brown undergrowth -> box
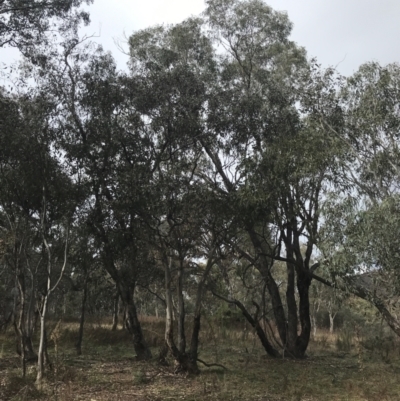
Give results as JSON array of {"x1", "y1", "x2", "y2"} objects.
[{"x1": 1, "y1": 317, "x2": 400, "y2": 401}]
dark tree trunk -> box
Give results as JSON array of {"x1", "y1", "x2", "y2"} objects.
[
  {"x1": 286, "y1": 261, "x2": 298, "y2": 354},
  {"x1": 111, "y1": 290, "x2": 119, "y2": 331},
  {"x1": 75, "y1": 276, "x2": 88, "y2": 355},
  {"x1": 247, "y1": 228, "x2": 288, "y2": 346},
  {"x1": 214, "y1": 292, "x2": 281, "y2": 358},
  {"x1": 101, "y1": 244, "x2": 151, "y2": 360},
  {"x1": 248, "y1": 222, "x2": 314, "y2": 359},
  {"x1": 15, "y1": 333, "x2": 37, "y2": 362},
  {"x1": 118, "y1": 281, "x2": 152, "y2": 360}
]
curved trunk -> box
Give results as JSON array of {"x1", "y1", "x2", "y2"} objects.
[
  {"x1": 247, "y1": 227, "x2": 288, "y2": 346},
  {"x1": 118, "y1": 281, "x2": 152, "y2": 360},
  {"x1": 101, "y1": 245, "x2": 152, "y2": 360}
]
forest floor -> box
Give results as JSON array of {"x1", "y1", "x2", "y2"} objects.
[{"x1": 1, "y1": 317, "x2": 400, "y2": 401}]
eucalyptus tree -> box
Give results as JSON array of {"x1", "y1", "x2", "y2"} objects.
[
  {"x1": 126, "y1": 0, "x2": 341, "y2": 359},
  {"x1": 318, "y1": 62, "x2": 400, "y2": 337},
  {"x1": 0, "y1": 92, "x2": 43, "y2": 374},
  {"x1": 0, "y1": 0, "x2": 92, "y2": 51},
  {"x1": 0, "y1": 87, "x2": 79, "y2": 381},
  {"x1": 128, "y1": 18, "x2": 234, "y2": 372},
  {"x1": 26, "y1": 38, "x2": 157, "y2": 360},
  {"x1": 196, "y1": 0, "x2": 341, "y2": 358}
]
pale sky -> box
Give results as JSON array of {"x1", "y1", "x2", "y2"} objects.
[{"x1": 1, "y1": 0, "x2": 400, "y2": 77}]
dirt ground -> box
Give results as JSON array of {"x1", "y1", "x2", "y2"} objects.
[{"x1": 1, "y1": 322, "x2": 400, "y2": 401}]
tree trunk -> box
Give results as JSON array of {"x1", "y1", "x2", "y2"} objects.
[
  {"x1": 75, "y1": 277, "x2": 88, "y2": 355},
  {"x1": 111, "y1": 290, "x2": 119, "y2": 331},
  {"x1": 189, "y1": 251, "x2": 218, "y2": 366},
  {"x1": 177, "y1": 263, "x2": 186, "y2": 354},
  {"x1": 286, "y1": 261, "x2": 298, "y2": 355},
  {"x1": 164, "y1": 255, "x2": 198, "y2": 374},
  {"x1": 295, "y1": 270, "x2": 312, "y2": 357},
  {"x1": 15, "y1": 272, "x2": 26, "y2": 377},
  {"x1": 118, "y1": 281, "x2": 152, "y2": 360},
  {"x1": 247, "y1": 227, "x2": 288, "y2": 346},
  {"x1": 100, "y1": 244, "x2": 151, "y2": 359},
  {"x1": 311, "y1": 295, "x2": 320, "y2": 340},
  {"x1": 36, "y1": 296, "x2": 48, "y2": 386},
  {"x1": 329, "y1": 313, "x2": 334, "y2": 333}
]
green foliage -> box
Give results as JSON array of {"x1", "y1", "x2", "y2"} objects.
[{"x1": 0, "y1": 0, "x2": 92, "y2": 48}]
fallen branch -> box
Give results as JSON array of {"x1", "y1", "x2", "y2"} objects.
[{"x1": 197, "y1": 358, "x2": 227, "y2": 370}]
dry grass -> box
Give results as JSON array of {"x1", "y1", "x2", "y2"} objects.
[{"x1": 1, "y1": 318, "x2": 400, "y2": 401}]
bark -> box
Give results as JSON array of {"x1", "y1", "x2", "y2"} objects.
[
  {"x1": 295, "y1": 270, "x2": 312, "y2": 357},
  {"x1": 247, "y1": 222, "x2": 313, "y2": 359},
  {"x1": 329, "y1": 312, "x2": 335, "y2": 334},
  {"x1": 75, "y1": 276, "x2": 88, "y2": 355},
  {"x1": 311, "y1": 315, "x2": 317, "y2": 339},
  {"x1": 36, "y1": 296, "x2": 48, "y2": 385},
  {"x1": 177, "y1": 263, "x2": 186, "y2": 354},
  {"x1": 373, "y1": 301, "x2": 400, "y2": 337},
  {"x1": 118, "y1": 281, "x2": 152, "y2": 360},
  {"x1": 286, "y1": 261, "x2": 298, "y2": 353},
  {"x1": 14, "y1": 271, "x2": 38, "y2": 375},
  {"x1": 311, "y1": 292, "x2": 321, "y2": 339},
  {"x1": 111, "y1": 290, "x2": 119, "y2": 331},
  {"x1": 247, "y1": 227, "x2": 288, "y2": 346},
  {"x1": 15, "y1": 332, "x2": 37, "y2": 362},
  {"x1": 164, "y1": 255, "x2": 198, "y2": 374},
  {"x1": 189, "y1": 253, "x2": 215, "y2": 365},
  {"x1": 36, "y1": 216, "x2": 68, "y2": 386},
  {"x1": 15, "y1": 271, "x2": 26, "y2": 377},
  {"x1": 100, "y1": 243, "x2": 152, "y2": 359}
]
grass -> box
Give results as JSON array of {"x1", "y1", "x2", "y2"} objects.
[{"x1": 1, "y1": 318, "x2": 400, "y2": 400}]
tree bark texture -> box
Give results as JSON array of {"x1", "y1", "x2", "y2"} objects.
[
  {"x1": 118, "y1": 281, "x2": 152, "y2": 360},
  {"x1": 164, "y1": 255, "x2": 199, "y2": 374},
  {"x1": 101, "y1": 244, "x2": 152, "y2": 360},
  {"x1": 111, "y1": 290, "x2": 119, "y2": 331},
  {"x1": 75, "y1": 276, "x2": 88, "y2": 355}
]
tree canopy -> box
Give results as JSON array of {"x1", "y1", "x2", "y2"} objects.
[{"x1": 1, "y1": 0, "x2": 400, "y2": 381}]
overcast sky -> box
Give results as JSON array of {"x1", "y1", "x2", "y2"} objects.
[
  {"x1": 2, "y1": 0, "x2": 400, "y2": 77},
  {"x1": 79, "y1": 0, "x2": 400, "y2": 76}
]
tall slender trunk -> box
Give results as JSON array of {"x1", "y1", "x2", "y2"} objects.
[
  {"x1": 286, "y1": 261, "x2": 298, "y2": 354},
  {"x1": 36, "y1": 296, "x2": 48, "y2": 385},
  {"x1": 177, "y1": 262, "x2": 186, "y2": 354},
  {"x1": 16, "y1": 273, "x2": 26, "y2": 377},
  {"x1": 329, "y1": 311, "x2": 336, "y2": 334},
  {"x1": 165, "y1": 256, "x2": 176, "y2": 354},
  {"x1": 75, "y1": 276, "x2": 88, "y2": 355},
  {"x1": 111, "y1": 290, "x2": 119, "y2": 331}
]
